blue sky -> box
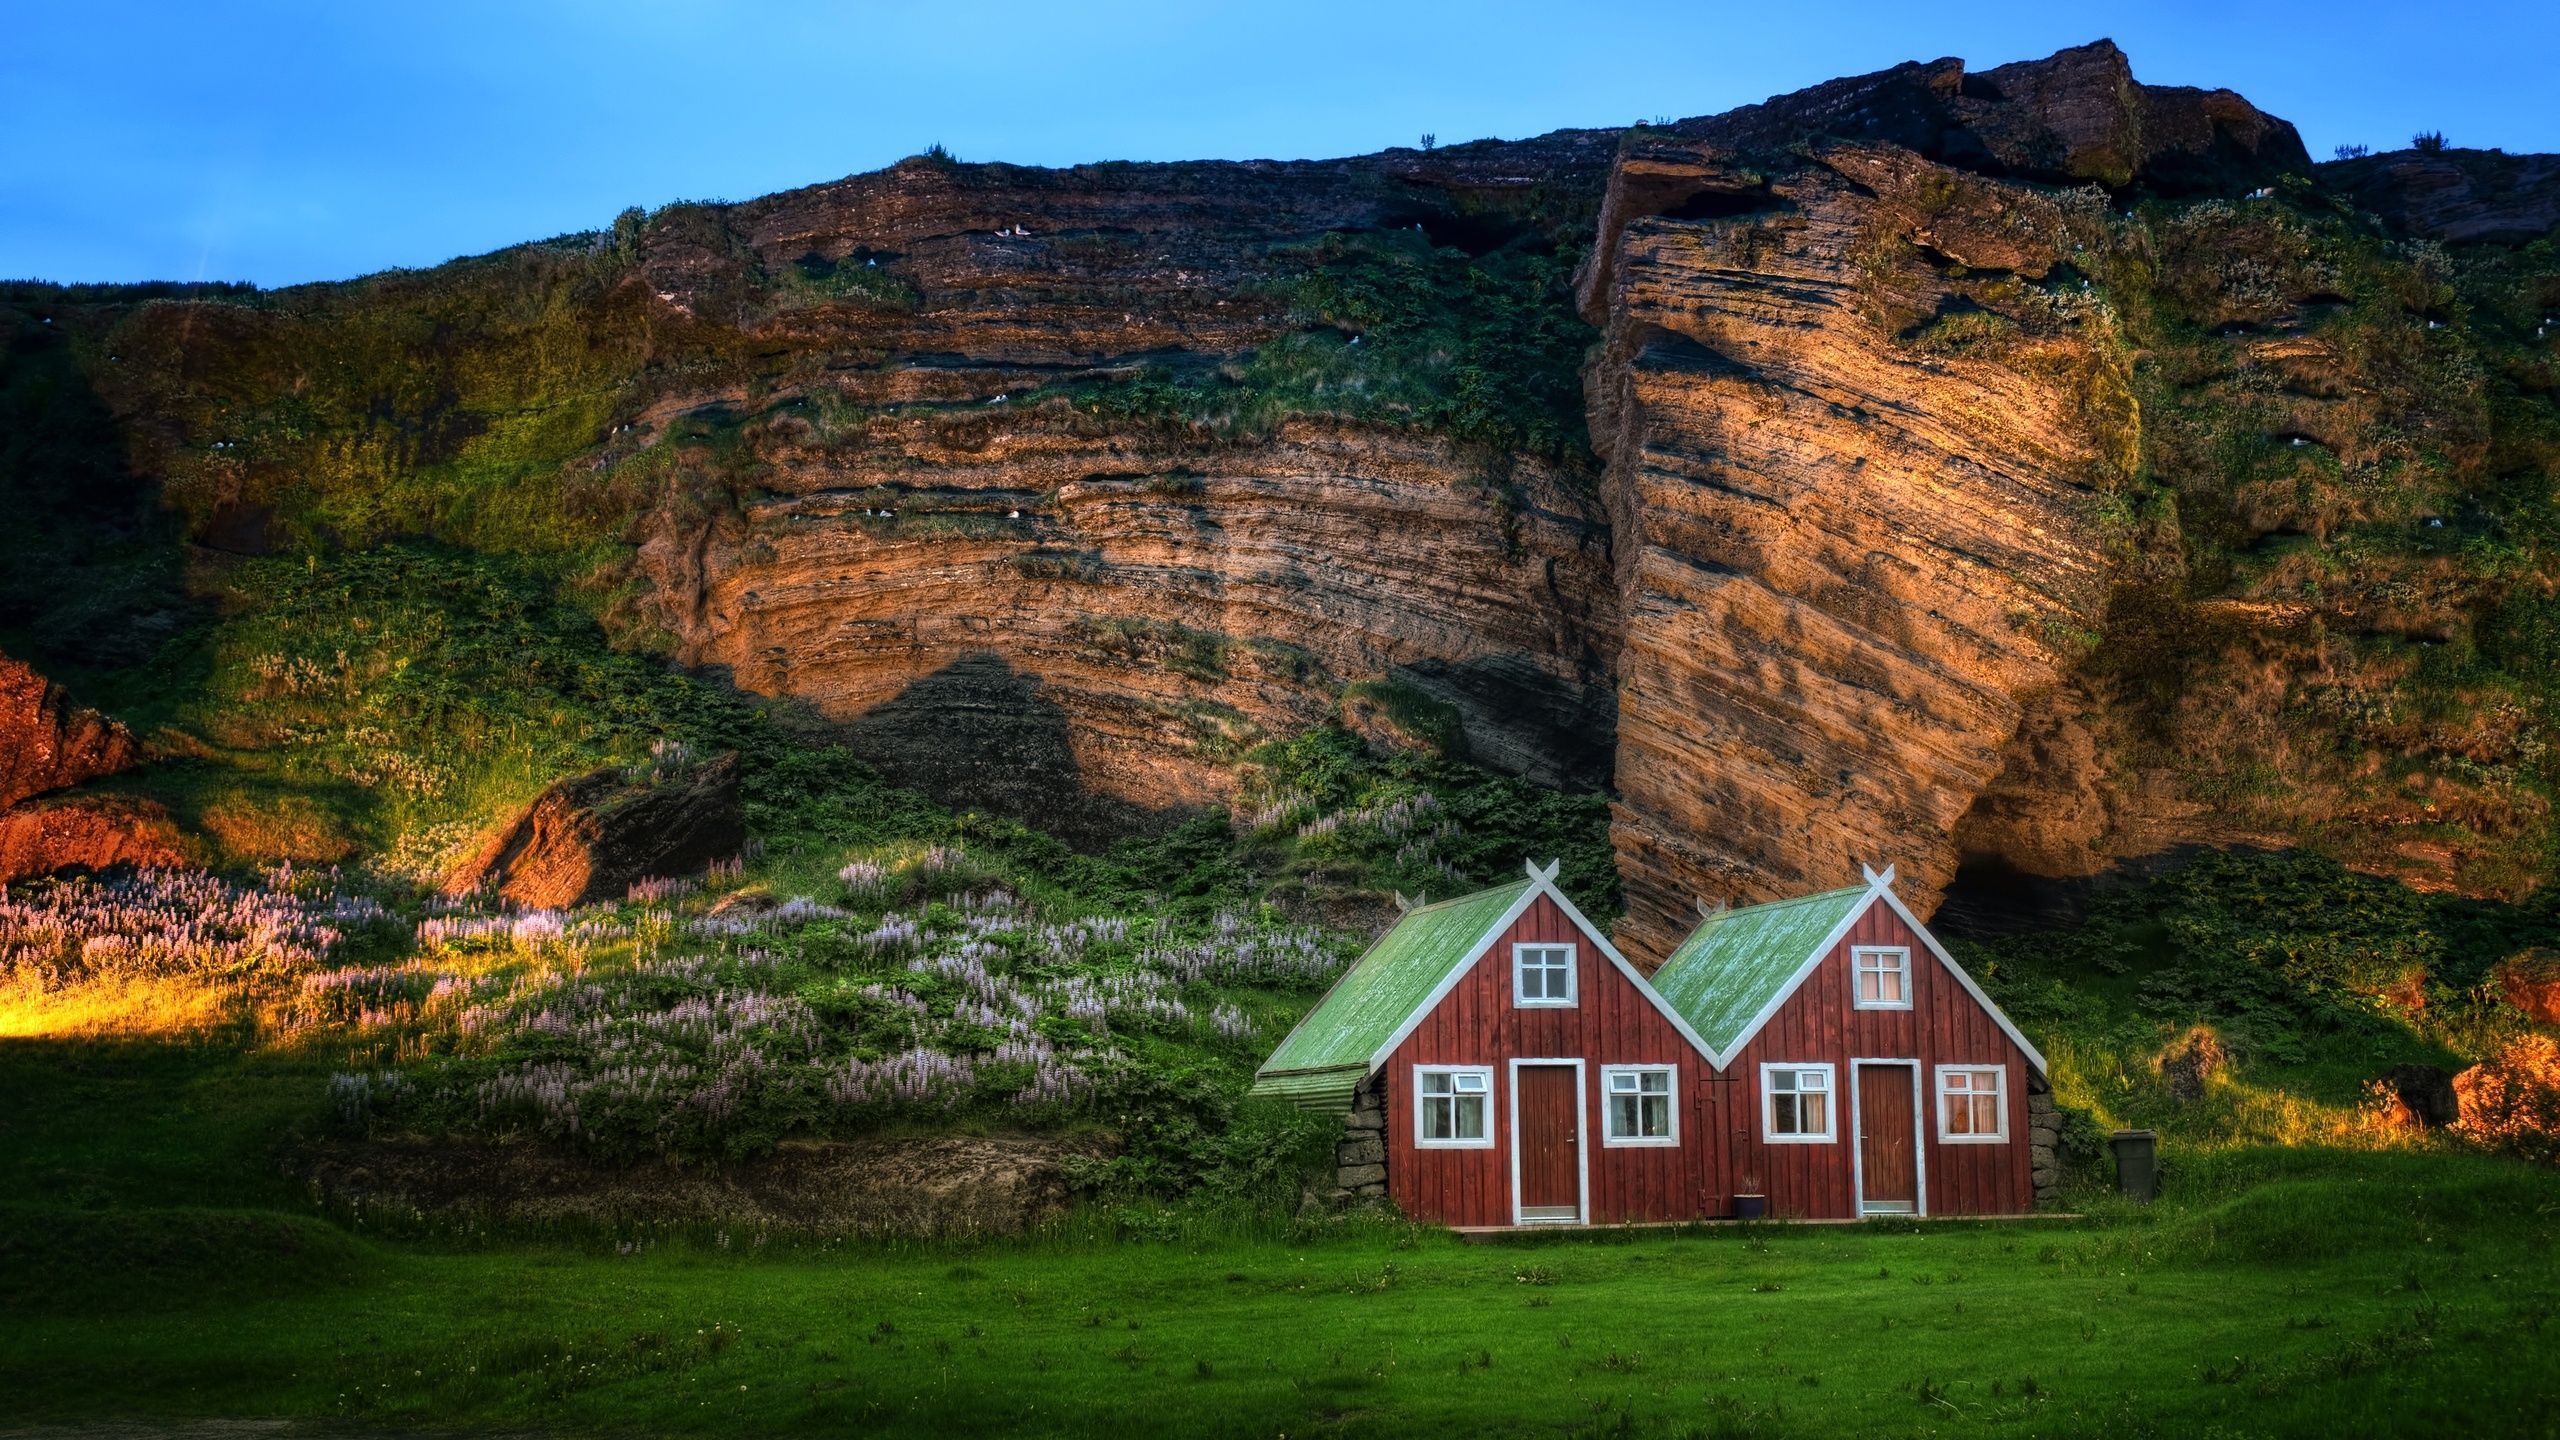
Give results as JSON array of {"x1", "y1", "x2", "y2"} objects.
[{"x1": 5, "y1": 0, "x2": 2554, "y2": 288}]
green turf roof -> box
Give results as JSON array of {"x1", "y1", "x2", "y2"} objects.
[
  {"x1": 1649, "y1": 885, "x2": 1870, "y2": 1058},
  {"x1": 1252, "y1": 879, "x2": 1533, "y2": 1096}
]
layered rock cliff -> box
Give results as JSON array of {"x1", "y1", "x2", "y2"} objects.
[{"x1": 4, "y1": 40, "x2": 2552, "y2": 948}]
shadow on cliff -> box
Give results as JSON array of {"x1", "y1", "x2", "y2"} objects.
[
  {"x1": 1931, "y1": 843, "x2": 2296, "y2": 942},
  {"x1": 841, "y1": 651, "x2": 1194, "y2": 850}
]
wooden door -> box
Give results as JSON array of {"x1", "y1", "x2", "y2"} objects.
[
  {"x1": 1856, "y1": 1063, "x2": 1918, "y2": 1214},
  {"x1": 1514, "y1": 1065, "x2": 1581, "y2": 1222}
]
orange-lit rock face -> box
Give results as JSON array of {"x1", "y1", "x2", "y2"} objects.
[
  {"x1": 664, "y1": 425, "x2": 1617, "y2": 839},
  {"x1": 1583, "y1": 143, "x2": 2120, "y2": 960},
  {"x1": 622, "y1": 149, "x2": 1625, "y2": 838},
  {"x1": 0, "y1": 651, "x2": 139, "y2": 811},
  {"x1": 0, "y1": 795, "x2": 185, "y2": 883}
]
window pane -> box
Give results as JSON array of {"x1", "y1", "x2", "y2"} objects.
[
  {"x1": 1943, "y1": 1096, "x2": 1970, "y2": 1134},
  {"x1": 1423, "y1": 1098, "x2": 1451, "y2": 1139},
  {"x1": 1802, "y1": 1093, "x2": 1828, "y2": 1134},
  {"x1": 1800, "y1": 1069, "x2": 1827, "y2": 1093},
  {"x1": 1771, "y1": 1070, "x2": 1798, "y2": 1094},
  {"x1": 1453, "y1": 1072, "x2": 1487, "y2": 1094},
  {"x1": 1610, "y1": 1094, "x2": 1637, "y2": 1136},
  {"x1": 1772, "y1": 1093, "x2": 1798, "y2": 1133},
  {"x1": 1972, "y1": 1095, "x2": 1999, "y2": 1134},
  {"x1": 1423, "y1": 1072, "x2": 1453, "y2": 1097},
  {"x1": 1641, "y1": 1094, "x2": 1670, "y2": 1137},
  {"x1": 1453, "y1": 1095, "x2": 1485, "y2": 1140}
]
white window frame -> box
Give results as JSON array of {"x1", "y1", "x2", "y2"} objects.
[
  {"x1": 1759, "y1": 1061, "x2": 1837, "y2": 1144},
  {"x1": 1599, "y1": 1064, "x2": 1680, "y2": 1147},
  {"x1": 1852, "y1": 945, "x2": 1913, "y2": 1010},
  {"x1": 1934, "y1": 1063, "x2": 2009, "y2": 1143},
  {"x1": 1511, "y1": 942, "x2": 1578, "y2": 1008},
  {"x1": 1412, "y1": 1065, "x2": 1495, "y2": 1149}
]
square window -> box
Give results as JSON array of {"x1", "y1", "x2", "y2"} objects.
[
  {"x1": 1416, "y1": 1066, "x2": 1493, "y2": 1146},
  {"x1": 1936, "y1": 1066, "x2": 2007, "y2": 1142},
  {"x1": 1762, "y1": 1063, "x2": 1835, "y2": 1142},
  {"x1": 1853, "y1": 947, "x2": 1912, "y2": 1009},
  {"x1": 1513, "y1": 944, "x2": 1577, "y2": 1007},
  {"x1": 1602, "y1": 1066, "x2": 1677, "y2": 1145}
]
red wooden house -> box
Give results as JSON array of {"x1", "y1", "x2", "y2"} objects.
[{"x1": 1253, "y1": 861, "x2": 2054, "y2": 1226}]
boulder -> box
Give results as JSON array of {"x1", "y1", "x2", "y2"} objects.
[
  {"x1": 0, "y1": 793, "x2": 187, "y2": 882},
  {"x1": 0, "y1": 650, "x2": 139, "y2": 810},
  {"x1": 444, "y1": 750, "x2": 745, "y2": 909},
  {"x1": 1679, "y1": 39, "x2": 2309, "y2": 196},
  {"x1": 2386, "y1": 1064, "x2": 2460, "y2": 1129},
  {"x1": 2493, "y1": 949, "x2": 2560, "y2": 1025}
]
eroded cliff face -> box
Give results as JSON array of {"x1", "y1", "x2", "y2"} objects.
[
  {"x1": 614, "y1": 146, "x2": 1623, "y2": 835},
  {"x1": 17, "y1": 40, "x2": 2551, "y2": 935},
  {"x1": 1577, "y1": 41, "x2": 2311, "y2": 959},
  {"x1": 1580, "y1": 145, "x2": 2124, "y2": 957}
]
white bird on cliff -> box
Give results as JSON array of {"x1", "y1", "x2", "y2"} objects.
[{"x1": 1009, "y1": 509, "x2": 1022, "y2": 519}]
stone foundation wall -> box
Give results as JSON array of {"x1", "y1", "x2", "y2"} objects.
[
  {"x1": 2027, "y1": 1072, "x2": 2061, "y2": 1207},
  {"x1": 1333, "y1": 1073, "x2": 1388, "y2": 1203}
]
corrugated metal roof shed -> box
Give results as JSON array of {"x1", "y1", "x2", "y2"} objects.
[
  {"x1": 1250, "y1": 879, "x2": 1530, "y2": 1107},
  {"x1": 1650, "y1": 885, "x2": 1867, "y2": 1057}
]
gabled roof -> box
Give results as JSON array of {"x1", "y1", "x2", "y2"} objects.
[
  {"x1": 1250, "y1": 860, "x2": 1719, "y2": 1111},
  {"x1": 1255, "y1": 878, "x2": 1533, "y2": 1087},
  {"x1": 1651, "y1": 866, "x2": 2048, "y2": 1073},
  {"x1": 1650, "y1": 885, "x2": 1869, "y2": 1059}
]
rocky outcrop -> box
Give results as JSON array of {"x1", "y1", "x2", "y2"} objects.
[
  {"x1": 2495, "y1": 949, "x2": 2560, "y2": 1025},
  {"x1": 444, "y1": 751, "x2": 745, "y2": 908},
  {"x1": 0, "y1": 651, "x2": 139, "y2": 810},
  {"x1": 0, "y1": 651, "x2": 172, "y2": 882},
  {"x1": 618, "y1": 141, "x2": 1625, "y2": 839},
  {"x1": 1578, "y1": 42, "x2": 2319, "y2": 958},
  {"x1": 1583, "y1": 136, "x2": 2123, "y2": 956},
  {"x1": 0, "y1": 794, "x2": 187, "y2": 882},
  {"x1": 2323, "y1": 148, "x2": 2560, "y2": 245}
]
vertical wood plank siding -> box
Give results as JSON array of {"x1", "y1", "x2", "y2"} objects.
[
  {"x1": 1724, "y1": 902, "x2": 2035, "y2": 1219},
  {"x1": 1383, "y1": 897, "x2": 1716, "y2": 1226}
]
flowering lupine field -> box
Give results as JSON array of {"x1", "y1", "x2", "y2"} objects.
[{"x1": 1, "y1": 837, "x2": 1368, "y2": 1174}]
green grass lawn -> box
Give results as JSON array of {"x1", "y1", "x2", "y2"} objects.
[{"x1": 3, "y1": 1039, "x2": 2557, "y2": 1439}]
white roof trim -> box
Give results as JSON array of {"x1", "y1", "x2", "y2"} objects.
[
  {"x1": 1699, "y1": 881, "x2": 1879, "y2": 1068},
  {"x1": 1869, "y1": 883, "x2": 2048, "y2": 1074},
  {"x1": 1535, "y1": 871, "x2": 1721, "y2": 1067},
  {"x1": 1362, "y1": 862, "x2": 1721, "y2": 1072},
  {"x1": 1709, "y1": 874, "x2": 2049, "y2": 1074},
  {"x1": 1361, "y1": 879, "x2": 1549, "y2": 1070}
]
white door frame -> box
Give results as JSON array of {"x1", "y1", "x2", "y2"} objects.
[
  {"x1": 1848, "y1": 1057, "x2": 1927, "y2": 1218},
  {"x1": 1506, "y1": 1057, "x2": 1588, "y2": 1225}
]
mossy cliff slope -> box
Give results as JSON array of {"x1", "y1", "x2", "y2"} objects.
[{"x1": 4, "y1": 41, "x2": 2557, "y2": 958}]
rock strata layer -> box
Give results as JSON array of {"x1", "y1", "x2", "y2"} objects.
[{"x1": 1583, "y1": 135, "x2": 2121, "y2": 958}]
